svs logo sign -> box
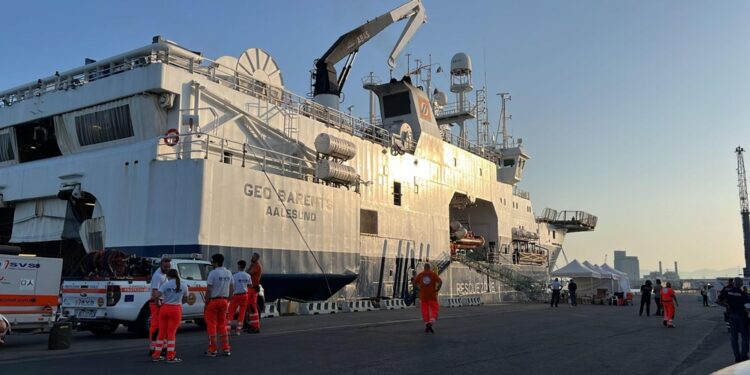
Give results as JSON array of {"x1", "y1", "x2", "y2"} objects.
[{"x1": 2, "y1": 260, "x2": 41, "y2": 270}]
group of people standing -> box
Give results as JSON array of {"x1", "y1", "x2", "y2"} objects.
[
  {"x1": 638, "y1": 279, "x2": 678, "y2": 327},
  {"x1": 549, "y1": 278, "x2": 577, "y2": 307},
  {"x1": 549, "y1": 277, "x2": 578, "y2": 307},
  {"x1": 148, "y1": 253, "x2": 263, "y2": 363}
]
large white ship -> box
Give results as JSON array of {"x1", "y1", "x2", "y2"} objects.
[{"x1": 0, "y1": 1, "x2": 595, "y2": 302}]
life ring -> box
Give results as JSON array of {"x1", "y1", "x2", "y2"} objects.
[{"x1": 164, "y1": 128, "x2": 179, "y2": 146}]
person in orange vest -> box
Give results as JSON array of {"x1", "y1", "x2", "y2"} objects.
[
  {"x1": 245, "y1": 253, "x2": 263, "y2": 333},
  {"x1": 151, "y1": 269, "x2": 187, "y2": 363},
  {"x1": 149, "y1": 257, "x2": 171, "y2": 355},
  {"x1": 660, "y1": 281, "x2": 679, "y2": 328},
  {"x1": 413, "y1": 263, "x2": 442, "y2": 333},
  {"x1": 204, "y1": 254, "x2": 233, "y2": 357},
  {"x1": 226, "y1": 260, "x2": 251, "y2": 336}
]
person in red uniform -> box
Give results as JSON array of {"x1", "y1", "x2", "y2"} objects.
[
  {"x1": 245, "y1": 253, "x2": 262, "y2": 333},
  {"x1": 149, "y1": 257, "x2": 171, "y2": 355},
  {"x1": 413, "y1": 263, "x2": 442, "y2": 333},
  {"x1": 151, "y1": 269, "x2": 187, "y2": 363},
  {"x1": 205, "y1": 254, "x2": 233, "y2": 357},
  {"x1": 660, "y1": 281, "x2": 679, "y2": 328},
  {"x1": 226, "y1": 260, "x2": 251, "y2": 336}
]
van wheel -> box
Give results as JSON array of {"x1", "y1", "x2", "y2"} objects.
[
  {"x1": 90, "y1": 322, "x2": 119, "y2": 336},
  {"x1": 133, "y1": 305, "x2": 151, "y2": 338},
  {"x1": 194, "y1": 318, "x2": 206, "y2": 328}
]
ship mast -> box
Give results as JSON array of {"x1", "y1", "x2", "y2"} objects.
[{"x1": 496, "y1": 93, "x2": 511, "y2": 148}]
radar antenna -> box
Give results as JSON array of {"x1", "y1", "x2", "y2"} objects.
[{"x1": 495, "y1": 93, "x2": 511, "y2": 148}]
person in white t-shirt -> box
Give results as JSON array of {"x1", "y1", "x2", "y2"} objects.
[
  {"x1": 550, "y1": 278, "x2": 562, "y2": 308},
  {"x1": 226, "y1": 260, "x2": 251, "y2": 336},
  {"x1": 204, "y1": 254, "x2": 233, "y2": 357},
  {"x1": 149, "y1": 257, "x2": 171, "y2": 354},
  {"x1": 151, "y1": 269, "x2": 186, "y2": 363}
]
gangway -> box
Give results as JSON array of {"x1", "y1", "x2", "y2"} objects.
[
  {"x1": 457, "y1": 253, "x2": 546, "y2": 301},
  {"x1": 536, "y1": 208, "x2": 597, "y2": 233}
]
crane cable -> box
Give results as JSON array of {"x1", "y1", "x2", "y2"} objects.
[{"x1": 241, "y1": 136, "x2": 334, "y2": 298}]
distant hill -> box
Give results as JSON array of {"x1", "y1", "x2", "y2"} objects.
[{"x1": 678, "y1": 268, "x2": 740, "y2": 279}]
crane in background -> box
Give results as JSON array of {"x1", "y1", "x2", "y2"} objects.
[{"x1": 735, "y1": 146, "x2": 750, "y2": 277}]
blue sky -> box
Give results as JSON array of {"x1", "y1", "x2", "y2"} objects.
[{"x1": 1, "y1": 1, "x2": 748, "y2": 274}]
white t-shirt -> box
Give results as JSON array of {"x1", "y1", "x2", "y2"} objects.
[
  {"x1": 150, "y1": 268, "x2": 167, "y2": 291},
  {"x1": 233, "y1": 271, "x2": 251, "y2": 294},
  {"x1": 551, "y1": 280, "x2": 562, "y2": 291},
  {"x1": 207, "y1": 267, "x2": 233, "y2": 298},
  {"x1": 159, "y1": 279, "x2": 185, "y2": 305}
]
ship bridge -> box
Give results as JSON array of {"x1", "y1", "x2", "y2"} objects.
[{"x1": 536, "y1": 208, "x2": 597, "y2": 233}]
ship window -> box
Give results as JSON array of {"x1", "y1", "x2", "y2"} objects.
[
  {"x1": 0, "y1": 132, "x2": 13, "y2": 162},
  {"x1": 75, "y1": 104, "x2": 134, "y2": 146},
  {"x1": 382, "y1": 92, "x2": 411, "y2": 118},
  {"x1": 14, "y1": 117, "x2": 62, "y2": 163},
  {"x1": 360, "y1": 209, "x2": 378, "y2": 235},
  {"x1": 503, "y1": 159, "x2": 515, "y2": 167},
  {"x1": 393, "y1": 182, "x2": 402, "y2": 206},
  {"x1": 223, "y1": 152, "x2": 232, "y2": 165}
]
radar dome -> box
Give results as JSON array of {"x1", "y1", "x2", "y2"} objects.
[{"x1": 450, "y1": 53, "x2": 472, "y2": 76}]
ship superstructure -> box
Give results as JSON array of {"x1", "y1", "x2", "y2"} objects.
[{"x1": 0, "y1": 2, "x2": 595, "y2": 302}]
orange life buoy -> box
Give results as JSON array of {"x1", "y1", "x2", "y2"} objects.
[{"x1": 164, "y1": 128, "x2": 179, "y2": 146}]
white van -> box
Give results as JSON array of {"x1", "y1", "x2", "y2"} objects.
[{"x1": 0, "y1": 254, "x2": 63, "y2": 333}]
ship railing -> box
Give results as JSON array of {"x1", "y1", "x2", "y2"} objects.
[
  {"x1": 512, "y1": 186, "x2": 530, "y2": 200},
  {"x1": 156, "y1": 132, "x2": 316, "y2": 181},
  {"x1": 0, "y1": 40, "x2": 500, "y2": 164},
  {"x1": 163, "y1": 51, "x2": 395, "y2": 148},
  {"x1": 433, "y1": 99, "x2": 474, "y2": 118},
  {"x1": 442, "y1": 132, "x2": 500, "y2": 160},
  {"x1": 457, "y1": 254, "x2": 547, "y2": 301},
  {"x1": 0, "y1": 42, "x2": 193, "y2": 108}
]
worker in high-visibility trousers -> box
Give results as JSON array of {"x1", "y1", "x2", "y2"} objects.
[
  {"x1": 151, "y1": 269, "x2": 187, "y2": 363},
  {"x1": 413, "y1": 263, "x2": 442, "y2": 334},
  {"x1": 204, "y1": 254, "x2": 233, "y2": 357},
  {"x1": 226, "y1": 260, "x2": 251, "y2": 336},
  {"x1": 245, "y1": 253, "x2": 263, "y2": 334},
  {"x1": 149, "y1": 257, "x2": 171, "y2": 355},
  {"x1": 660, "y1": 281, "x2": 679, "y2": 328}
]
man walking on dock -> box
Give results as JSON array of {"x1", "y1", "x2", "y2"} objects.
[
  {"x1": 413, "y1": 263, "x2": 442, "y2": 333},
  {"x1": 660, "y1": 281, "x2": 678, "y2": 328}
]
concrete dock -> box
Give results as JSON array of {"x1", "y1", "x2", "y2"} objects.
[{"x1": 0, "y1": 296, "x2": 737, "y2": 374}]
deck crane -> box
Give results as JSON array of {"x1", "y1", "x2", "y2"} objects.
[
  {"x1": 311, "y1": 0, "x2": 426, "y2": 110},
  {"x1": 736, "y1": 146, "x2": 750, "y2": 277}
]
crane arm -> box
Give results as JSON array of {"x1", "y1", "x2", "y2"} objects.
[{"x1": 313, "y1": 0, "x2": 426, "y2": 100}]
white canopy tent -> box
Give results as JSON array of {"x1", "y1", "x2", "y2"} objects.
[
  {"x1": 584, "y1": 262, "x2": 617, "y2": 294},
  {"x1": 601, "y1": 264, "x2": 631, "y2": 294},
  {"x1": 551, "y1": 259, "x2": 601, "y2": 298}
]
